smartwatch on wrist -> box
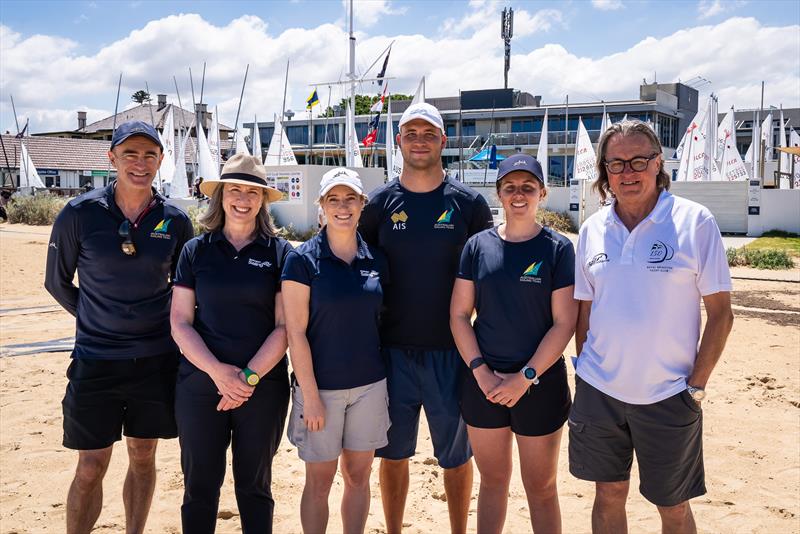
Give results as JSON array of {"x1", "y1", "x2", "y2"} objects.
[
  {"x1": 469, "y1": 357, "x2": 486, "y2": 370},
  {"x1": 242, "y1": 367, "x2": 260, "y2": 386},
  {"x1": 521, "y1": 365, "x2": 539, "y2": 385}
]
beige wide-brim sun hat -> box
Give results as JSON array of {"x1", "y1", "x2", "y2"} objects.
[{"x1": 199, "y1": 153, "x2": 283, "y2": 203}]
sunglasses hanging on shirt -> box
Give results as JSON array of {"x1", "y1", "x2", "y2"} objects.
[{"x1": 118, "y1": 219, "x2": 136, "y2": 256}]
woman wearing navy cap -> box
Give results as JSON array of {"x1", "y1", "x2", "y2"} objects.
[
  {"x1": 170, "y1": 153, "x2": 292, "y2": 533},
  {"x1": 450, "y1": 154, "x2": 577, "y2": 533},
  {"x1": 282, "y1": 168, "x2": 390, "y2": 534}
]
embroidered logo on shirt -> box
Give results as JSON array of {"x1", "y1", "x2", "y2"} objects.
[
  {"x1": 248, "y1": 259, "x2": 272, "y2": 269},
  {"x1": 391, "y1": 210, "x2": 408, "y2": 230},
  {"x1": 587, "y1": 253, "x2": 609, "y2": 267},
  {"x1": 150, "y1": 218, "x2": 172, "y2": 239},
  {"x1": 647, "y1": 241, "x2": 674, "y2": 263},
  {"x1": 520, "y1": 260, "x2": 543, "y2": 283},
  {"x1": 433, "y1": 208, "x2": 455, "y2": 229}
]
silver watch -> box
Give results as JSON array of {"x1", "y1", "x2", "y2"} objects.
[{"x1": 687, "y1": 385, "x2": 706, "y2": 402}]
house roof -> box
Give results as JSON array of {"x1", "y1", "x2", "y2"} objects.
[
  {"x1": 0, "y1": 134, "x2": 233, "y2": 172},
  {"x1": 79, "y1": 103, "x2": 233, "y2": 134}
]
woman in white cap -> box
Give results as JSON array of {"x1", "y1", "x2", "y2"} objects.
[
  {"x1": 281, "y1": 167, "x2": 390, "y2": 534},
  {"x1": 170, "y1": 153, "x2": 292, "y2": 533},
  {"x1": 450, "y1": 154, "x2": 577, "y2": 533}
]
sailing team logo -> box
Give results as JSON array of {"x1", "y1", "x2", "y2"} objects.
[
  {"x1": 520, "y1": 260, "x2": 543, "y2": 283},
  {"x1": 150, "y1": 219, "x2": 172, "y2": 239},
  {"x1": 391, "y1": 210, "x2": 408, "y2": 230},
  {"x1": 434, "y1": 208, "x2": 455, "y2": 229}
]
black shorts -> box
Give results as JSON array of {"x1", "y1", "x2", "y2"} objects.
[
  {"x1": 460, "y1": 357, "x2": 571, "y2": 437},
  {"x1": 62, "y1": 353, "x2": 179, "y2": 450},
  {"x1": 568, "y1": 376, "x2": 705, "y2": 507}
]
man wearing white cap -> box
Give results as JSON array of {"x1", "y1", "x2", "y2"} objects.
[{"x1": 359, "y1": 102, "x2": 493, "y2": 533}]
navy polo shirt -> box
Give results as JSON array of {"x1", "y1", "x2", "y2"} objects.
[
  {"x1": 358, "y1": 177, "x2": 493, "y2": 350},
  {"x1": 281, "y1": 228, "x2": 389, "y2": 390},
  {"x1": 45, "y1": 182, "x2": 193, "y2": 359},
  {"x1": 174, "y1": 231, "x2": 292, "y2": 377},
  {"x1": 457, "y1": 226, "x2": 575, "y2": 372}
]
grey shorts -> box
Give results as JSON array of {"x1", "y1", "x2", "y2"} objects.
[
  {"x1": 287, "y1": 378, "x2": 390, "y2": 463},
  {"x1": 568, "y1": 376, "x2": 706, "y2": 507}
]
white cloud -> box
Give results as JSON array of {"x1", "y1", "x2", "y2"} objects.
[
  {"x1": 346, "y1": 0, "x2": 407, "y2": 28},
  {"x1": 592, "y1": 0, "x2": 624, "y2": 10},
  {"x1": 1, "y1": 13, "x2": 798, "y2": 135},
  {"x1": 698, "y1": 0, "x2": 725, "y2": 19}
]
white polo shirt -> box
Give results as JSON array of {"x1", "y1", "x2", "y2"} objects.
[{"x1": 574, "y1": 190, "x2": 732, "y2": 404}]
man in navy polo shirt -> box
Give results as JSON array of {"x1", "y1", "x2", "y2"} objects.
[
  {"x1": 359, "y1": 102, "x2": 493, "y2": 534},
  {"x1": 45, "y1": 120, "x2": 193, "y2": 534}
]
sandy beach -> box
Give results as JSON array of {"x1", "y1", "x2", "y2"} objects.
[{"x1": 1, "y1": 222, "x2": 798, "y2": 534}]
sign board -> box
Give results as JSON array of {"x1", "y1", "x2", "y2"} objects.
[
  {"x1": 747, "y1": 179, "x2": 760, "y2": 208},
  {"x1": 91, "y1": 170, "x2": 109, "y2": 177},
  {"x1": 569, "y1": 179, "x2": 581, "y2": 211},
  {"x1": 82, "y1": 170, "x2": 92, "y2": 177},
  {"x1": 266, "y1": 170, "x2": 303, "y2": 204},
  {"x1": 38, "y1": 168, "x2": 59, "y2": 176}
]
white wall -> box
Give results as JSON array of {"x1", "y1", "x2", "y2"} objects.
[{"x1": 754, "y1": 189, "x2": 800, "y2": 235}]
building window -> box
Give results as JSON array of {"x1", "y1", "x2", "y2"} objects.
[
  {"x1": 285, "y1": 125, "x2": 309, "y2": 145},
  {"x1": 462, "y1": 120, "x2": 476, "y2": 137}
]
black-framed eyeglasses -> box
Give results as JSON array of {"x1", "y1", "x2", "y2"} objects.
[
  {"x1": 603, "y1": 154, "x2": 659, "y2": 174},
  {"x1": 118, "y1": 219, "x2": 136, "y2": 256}
]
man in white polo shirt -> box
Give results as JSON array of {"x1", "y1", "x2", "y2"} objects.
[{"x1": 570, "y1": 120, "x2": 734, "y2": 534}]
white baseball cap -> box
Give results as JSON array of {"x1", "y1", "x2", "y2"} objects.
[
  {"x1": 398, "y1": 103, "x2": 445, "y2": 133},
  {"x1": 320, "y1": 167, "x2": 364, "y2": 197}
]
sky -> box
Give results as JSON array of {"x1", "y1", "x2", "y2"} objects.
[{"x1": 1, "y1": 0, "x2": 798, "y2": 134}]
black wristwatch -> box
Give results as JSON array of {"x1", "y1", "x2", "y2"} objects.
[{"x1": 469, "y1": 357, "x2": 486, "y2": 370}]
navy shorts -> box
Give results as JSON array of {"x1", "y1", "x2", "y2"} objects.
[
  {"x1": 375, "y1": 347, "x2": 472, "y2": 469},
  {"x1": 461, "y1": 357, "x2": 571, "y2": 436},
  {"x1": 62, "y1": 353, "x2": 179, "y2": 450},
  {"x1": 568, "y1": 376, "x2": 706, "y2": 507}
]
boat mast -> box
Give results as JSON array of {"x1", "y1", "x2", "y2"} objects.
[{"x1": 347, "y1": 0, "x2": 356, "y2": 167}]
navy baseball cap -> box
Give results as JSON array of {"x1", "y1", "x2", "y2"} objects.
[
  {"x1": 496, "y1": 154, "x2": 544, "y2": 184},
  {"x1": 110, "y1": 121, "x2": 163, "y2": 151}
]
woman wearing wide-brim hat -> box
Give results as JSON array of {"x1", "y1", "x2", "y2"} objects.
[{"x1": 171, "y1": 153, "x2": 292, "y2": 533}]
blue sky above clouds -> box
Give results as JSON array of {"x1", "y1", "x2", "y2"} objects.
[{"x1": 1, "y1": 0, "x2": 798, "y2": 134}]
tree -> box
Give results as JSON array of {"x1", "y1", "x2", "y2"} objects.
[
  {"x1": 321, "y1": 93, "x2": 413, "y2": 117},
  {"x1": 131, "y1": 90, "x2": 151, "y2": 104}
]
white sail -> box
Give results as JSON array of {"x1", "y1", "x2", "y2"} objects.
[
  {"x1": 158, "y1": 107, "x2": 176, "y2": 187},
  {"x1": 235, "y1": 130, "x2": 250, "y2": 155},
  {"x1": 719, "y1": 124, "x2": 748, "y2": 181},
  {"x1": 346, "y1": 102, "x2": 363, "y2": 168},
  {"x1": 600, "y1": 109, "x2": 610, "y2": 135},
  {"x1": 572, "y1": 118, "x2": 597, "y2": 182},
  {"x1": 760, "y1": 112, "x2": 773, "y2": 161},
  {"x1": 537, "y1": 109, "x2": 549, "y2": 186},
  {"x1": 196, "y1": 121, "x2": 220, "y2": 181},
  {"x1": 265, "y1": 118, "x2": 298, "y2": 166},
  {"x1": 687, "y1": 98, "x2": 720, "y2": 181},
  {"x1": 208, "y1": 111, "x2": 220, "y2": 167},
  {"x1": 170, "y1": 128, "x2": 191, "y2": 198},
  {"x1": 386, "y1": 94, "x2": 397, "y2": 179},
  {"x1": 410, "y1": 77, "x2": 426, "y2": 105},
  {"x1": 19, "y1": 141, "x2": 45, "y2": 189},
  {"x1": 252, "y1": 115, "x2": 263, "y2": 163},
  {"x1": 790, "y1": 128, "x2": 800, "y2": 188},
  {"x1": 750, "y1": 112, "x2": 761, "y2": 180},
  {"x1": 676, "y1": 104, "x2": 705, "y2": 181},
  {"x1": 779, "y1": 108, "x2": 789, "y2": 172},
  {"x1": 716, "y1": 108, "x2": 735, "y2": 162}
]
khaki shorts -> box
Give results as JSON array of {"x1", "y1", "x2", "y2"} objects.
[{"x1": 288, "y1": 378, "x2": 390, "y2": 463}]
